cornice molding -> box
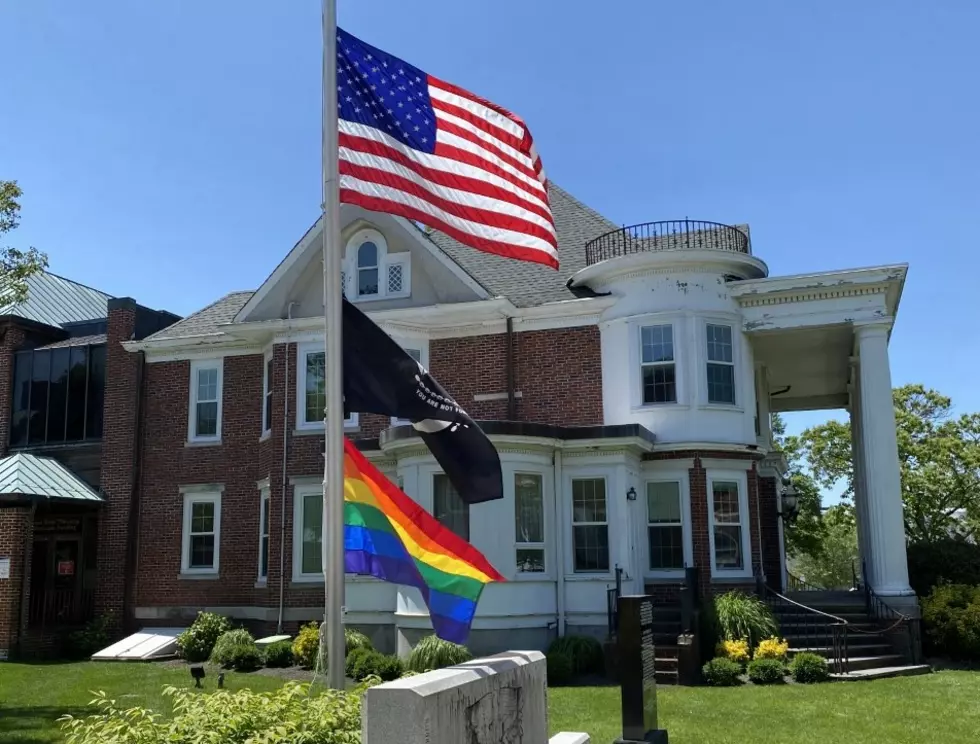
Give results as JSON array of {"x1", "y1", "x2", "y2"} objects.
[{"x1": 737, "y1": 284, "x2": 887, "y2": 308}]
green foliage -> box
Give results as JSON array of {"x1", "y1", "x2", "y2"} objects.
[
  {"x1": 262, "y1": 640, "x2": 294, "y2": 668},
  {"x1": 771, "y1": 414, "x2": 826, "y2": 558},
  {"x1": 789, "y1": 504, "x2": 859, "y2": 589},
  {"x1": 711, "y1": 592, "x2": 778, "y2": 648},
  {"x1": 407, "y1": 634, "x2": 472, "y2": 672},
  {"x1": 345, "y1": 627, "x2": 372, "y2": 653},
  {"x1": 345, "y1": 646, "x2": 373, "y2": 678},
  {"x1": 701, "y1": 657, "x2": 743, "y2": 686},
  {"x1": 546, "y1": 635, "x2": 605, "y2": 676},
  {"x1": 747, "y1": 658, "x2": 785, "y2": 684},
  {"x1": 224, "y1": 644, "x2": 264, "y2": 672},
  {"x1": 58, "y1": 681, "x2": 369, "y2": 744},
  {"x1": 790, "y1": 652, "x2": 830, "y2": 683},
  {"x1": 344, "y1": 647, "x2": 403, "y2": 682},
  {"x1": 291, "y1": 622, "x2": 323, "y2": 670},
  {"x1": 176, "y1": 612, "x2": 232, "y2": 663},
  {"x1": 908, "y1": 539, "x2": 980, "y2": 596},
  {"x1": 0, "y1": 179, "x2": 49, "y2": 306},
  {"x1": 921, "y1": 584, "x2": 980, "y2": 660},
  {"x1": 65, "y1": 613, "x2": 114, "y2": 660},
  {"x1": 546, "y1": 652, "x2": 575, "y2": 686},
  {"x1": 210, "y1": 629, "x2": 258, "y2": 669}
]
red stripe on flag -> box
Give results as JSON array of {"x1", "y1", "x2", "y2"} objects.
[
  {"x1": 432, "y1": 141, "x2": 545, "y2": 201},
  {"x1": 429, "y1": 96, "x2": 526, "y2": 153},
  {"x1": 435, "y1": 117, "x2": 541, "y2": 184},
  {"x1": 339, "y1": 133, "x2": 553, "y2": 224},
  {"x1": 340, "y1": 189, "x2": 559, "y2": 269},
  {"x1": 340, "y1": 160, "x2": 557, "y2": 248}
]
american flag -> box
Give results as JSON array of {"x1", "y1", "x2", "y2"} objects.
[{"x1": 336, "y1": 28, "x2": 558, "y2": 269}]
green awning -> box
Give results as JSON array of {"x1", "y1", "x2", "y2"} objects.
[{"x1": 0, "y1": 453, "x2": 102, "y2": 502}]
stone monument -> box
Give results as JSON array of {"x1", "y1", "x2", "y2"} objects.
[
  {"x1": 361, "y1": 650, "x2": 590, "y2": 744},
  {"x1": 614, "y1": 595, "x2": 669, "y2": 744}
]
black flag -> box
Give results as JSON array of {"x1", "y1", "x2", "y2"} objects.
[{"x1": 342, "y1": 298, "x2": 503, "y2": 504}]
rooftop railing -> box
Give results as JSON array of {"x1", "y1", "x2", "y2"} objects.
[{"x1": 585, "y1": 219, "x2": 750, "y2": 266}]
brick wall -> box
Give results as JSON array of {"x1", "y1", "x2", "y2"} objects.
[
  {"x1": 0, "y1": 326, "x2": 26, "y2": 454},
  {"x1": 0, "y1": 506, "x2": 33, "y2": 658},
  {"x1": 758, "y1": 476, "x2": 782, "y2": 589}
]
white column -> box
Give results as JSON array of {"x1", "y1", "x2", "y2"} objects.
[
  {"x1": 848, "y1": 372, "x2": 871, "y2": 586},
  {"x1": 856, "y1": 323, "x2": 914, "y2": 596}
]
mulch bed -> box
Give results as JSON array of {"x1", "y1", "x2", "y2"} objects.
[{"x1": 156, "y1": 658, "x2": 316, "y2": 682}]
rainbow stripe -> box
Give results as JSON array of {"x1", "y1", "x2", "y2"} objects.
[{"x1": 343, "y1": 439, "x2": 505, "y2": 644}]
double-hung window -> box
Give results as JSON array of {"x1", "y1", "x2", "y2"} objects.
[
  {"x1": 433, "y1": 474, "x2": 469, "y2": 540},
  {"x1": 189, "y1": 360, "x2": 222, "y2": 443},
  {"x1": 640, "y1": 324, "x2": 676, "y2": 404},
  {"x1": 706, "y1": 324, "x2": 736, "y2": 405},
  {"x1": 258, "y1": 487, "x2": 270, "y2": 582},
  {"x1": 515, "y1": 473, "x2": 545, "y2": 574},
  {"x1": 296, "y1": 343, "x2": 357, "y2": 430},
  {"x1": 571, "y1": 478, "x2": 609, "y2": 572},
  {"x1": 344, "y1": 229, "x2": 411, "y2": 301},
  {"x1": 293, "y1": 483, "x2": 324, "y2": 580},
  {"x1": 709, "y1": 478, "x2": 748, "y2": 574},
  {"x1": 181, "y1": 489, "x2": 222, "y2": 574},
  {"x1": 647, "y1": 481, "x2": 684, "y2": 571},
  {"x1": 262, "y1": 353, "x2": 273, "y2": 435}
]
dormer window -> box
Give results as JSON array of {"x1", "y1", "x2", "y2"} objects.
[{"x1": 342, "y1": 228, "x2": 411, "y2": 301}]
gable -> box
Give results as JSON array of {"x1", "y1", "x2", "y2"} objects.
[{"x1": 237, "y1": 206, "x2": 490, "y2": 323}]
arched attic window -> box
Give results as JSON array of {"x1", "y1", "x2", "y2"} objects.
[{"x1": 342, "y1": 228, "x2": 411, "y2": 301}]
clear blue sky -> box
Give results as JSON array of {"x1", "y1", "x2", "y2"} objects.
[{"x1": 3, "y1": 1, "x2": 978, "y2": 443}]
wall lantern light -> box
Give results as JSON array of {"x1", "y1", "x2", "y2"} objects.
[
  {"x1": 780, "y1": 475, "x2": 800, "y2": 522},
  {"x1": 626, "y1": 486, "x2": 638, "y2": 502}
]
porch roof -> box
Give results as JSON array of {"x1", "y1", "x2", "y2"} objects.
[{"x1": 0, "y1": 453, "x2": 102, "y2": 502}]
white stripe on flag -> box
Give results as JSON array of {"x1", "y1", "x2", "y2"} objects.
[
  {"x1": 435, "y1": 129, "x2": 545, "y2": 196},
  {"x1": 433, "y1": 107, "x2": 536, "y2": 171},
  {"x1": 428, "y1": 84, "x2": 525, "y2": 140}
]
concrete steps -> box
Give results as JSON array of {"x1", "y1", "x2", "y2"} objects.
[{"x1": 830, "y1": 664, "x2": 932, "y2": 681}]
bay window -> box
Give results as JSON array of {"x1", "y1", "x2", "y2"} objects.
[
  {"x1": 706, "y1": 323, "x2": 736, "y2": 405},
  {"x1": 571, "y1": 478, "x2": 609, "y2": 573},
  {"x1": 515, "y1": 473, "x2": 545, "y2": 574},
  {"x1": 639, "y1": 324, "x2": 676, "y2": 404}
]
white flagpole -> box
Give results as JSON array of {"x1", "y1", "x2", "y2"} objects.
[{"x1": 320, "y1": 0, "x2": 346, "y2": 690}]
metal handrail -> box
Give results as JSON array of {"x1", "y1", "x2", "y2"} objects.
[
  {"x1": 786, "y1": 571, "x2": 826, "y2": 592},
  {"x1": 585, "y1": 219, "x2": 750, "y2": 266},
  {"x1": 861, "y1": 562, "x2": 922, "y2": 663},
  {"x1": 760, "y1": 582, "x2": 850, "y2": 675}
]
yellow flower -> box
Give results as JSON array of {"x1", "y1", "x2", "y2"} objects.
[
  {"x1": 716, "y1": 639, "x2": 750, "y2": 663},
  {"x1": 755, "y1": 637, "x2": 789, "y2": 661}
]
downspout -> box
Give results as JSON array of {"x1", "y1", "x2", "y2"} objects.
[
  {"x1": 554, "y1": 450, "x2": 565, "y2": 637},
  {"x1": 752, "y1": 464, "x2": 765, "y2": 584},
  {"x1": 15, "y1": 501, "x2": 37, "y2": 655},
  {"x1": 506, "y1": 317, "x2": 516, "y2": 421},
  {"x1": 276, "y1": 302, "x2": 296, "y2": 634},
  {"x1": 122, "y1": 351, "x2": 146, "y2": 632}
]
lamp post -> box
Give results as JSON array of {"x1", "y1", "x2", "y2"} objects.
[{"x1": 779, "y1": 475, "x2": 800, "y2": 523}]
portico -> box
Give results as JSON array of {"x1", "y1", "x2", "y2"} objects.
[{"x1": 730, "y1": 265, "x2": 915, "y2": 609}]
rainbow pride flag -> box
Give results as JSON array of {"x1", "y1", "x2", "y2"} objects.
[{"x1": 343, "y1": 439, "x2": 505, "y2": 644}]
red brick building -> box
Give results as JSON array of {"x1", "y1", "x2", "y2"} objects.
[{"x1": 1, "y1": 184, "x2": 915, "y2": 667}]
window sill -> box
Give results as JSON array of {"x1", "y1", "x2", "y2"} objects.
[
  {"x1": 259, "y1": 430, "x2": 272, "y2": 443},
  {"x1": 185, "y1": 439, "x2": 222, "y2": 448},
  {"x1": 350, "y1": 292, "x2": 411, "y2": 303},
  {"x1": 179, "y1": 572, "x2": 220, "y2": 580},
  {"x1": 255, "y1": 579, "x2": 268, "y2": 589},
  {"x1": 293, "y1": 426, "x2": 359, "y2": 437},
  {"x1": 290, "y1": 575, "x2": 380, "y2": 588},
  {"x1": 631, "y1": 403, "x2": 690, "y2": 413},
  {"x1": 512, "y1": 572, "x2": 553, "y2": 582},
  {"x1": 699, "y1": 404, "x2": 744, "y2": 413},
  {"x1": 709, "y1": 575, "x2": 755, "y2": 584},
  {"x1": 564, "y1": 574, "x2": 615, "y2": 582},
  {"x1": 644, "y1": 572, "x2": 686, "y2": 582}
]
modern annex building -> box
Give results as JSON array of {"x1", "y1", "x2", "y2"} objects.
[{"x1": 0, "y1": 185, "x2": 915, "y2": 670}]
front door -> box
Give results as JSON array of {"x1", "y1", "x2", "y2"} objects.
[{"x1": 28, "y1": 537, "x2": 82, "y2": 627}]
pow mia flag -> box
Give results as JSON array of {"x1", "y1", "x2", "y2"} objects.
[{"x1": 342, "y1": 298, "x2": 503, "y2": 505}]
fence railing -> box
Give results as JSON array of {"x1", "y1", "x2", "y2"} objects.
[
  {"x1": 861, "y1": 562, "x2": 922, "y2": 664},
  {"x1": 786, "y1": 571, "x2": 826, "y2": 592},
  {"x1": 28, "y1": 587, "x2": 94, "y2": 629},
  {"x1": 585, "y1": 219, "x2": 750, "y2": 266},
  {"x1": 758, "y1": 578, "x2": 849, "y2": 675}
]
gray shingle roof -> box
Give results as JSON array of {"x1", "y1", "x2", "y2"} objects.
[
  {"x1": 144, "y1": 183, "x2": 617, "y2": 340},
  {"x1": 424, "y1": 183, "x2": 617, "y2": 307},
  {"x1": 0, "y1": 272, "x2": 113, "y2": 327},
  {"x1": 37, "y1": 334, "x2": 108, "y2": 350},
  {"x1": 145, "y1": 291, "x2": 254, "y2": 342}
]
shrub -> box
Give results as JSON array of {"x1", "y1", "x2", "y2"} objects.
[
  {"x1": 546, "y1": 635, "x2": 605, "y2": 676},
  {"x1": 65, "y1": 613, "x2": 114, "y2": 660},
  {"x1": 292, "y1": 622, "x2": 323, "y2": 670},
  {"x1": 754, "y1": 636, "x2": 789, "y2": 662},
  {"x1": 908, "y1": 539, "x2": 980, "y2": 596},
  {"x1": 263, "y1": 640, "x2": 294, "y2": 668},
  {"x1": 715, "y1": 639, "x2": 750, "y2": 666},
  {"x1": 225, "y1": 644, "x2": 264, "y2": 672},
  {"x1": 701, "y1": 657, "x2": 742, "y2": 686},
  {"x1": 176, "y1": 612, "x2": 232, "y2": 663},
  {"x1": 546, "y1": 652, "x2": 574, "y2": 686},
  {"x1": 712, "y1": 592, "x2": 778, "y2": 648},
  {"x1": 58, "y1": 681, "x2": 369, "y2": 744},
  {"x1": 345, "y1": 648, "x2": 404, "y2": 682},
  {"x1": 345, "y1": 646, "x2": 374, "y2": 679},
  {"x1": 747, "y1": 658, "x2": 785, "y2": 685},
  {"x1": 921, "y1": 583, "x2": 980, "y2": 660},
  {"x1": 345, "y1": 627, "x2": 373, "y2": 653},
  {"x1": 210, "y1": 629, "x2": 258, "y2": 668},
  {"x1": 790, "y1": 652, "x2": 830, "y2": 683},
  {"x1": 374, "y1": 653, "x2": 405, "y2": 681},
  {"x1": 407, "y1": 635, "x2": 472, "y2": 672}
]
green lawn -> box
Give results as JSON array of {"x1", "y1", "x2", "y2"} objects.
[{"x1": 2, "y1": 662, "x2": 979, "y2": 743}]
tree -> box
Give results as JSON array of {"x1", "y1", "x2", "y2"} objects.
[
  {"x1": 772, "y1": 413, "x2": 826, "y2": 558},
  {"x1": 795, "y1": 385, "x2": 980, "y2": 544},
  {"x1": 0, "y1": 180, "x2": 48, "y2": 305},
  {"x1": 789, "y1": 504, "x2": 858, "y2": 589}
]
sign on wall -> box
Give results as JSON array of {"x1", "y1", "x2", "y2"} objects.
[{"x1": 0, "y1": 557, "x2": 10, "y2": 580}]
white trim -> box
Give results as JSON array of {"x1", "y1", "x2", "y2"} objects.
[
  {"x1": 344, "y1": 227, "x2": 414, "y2": 302},
  {"x1": 704, "y1": 320, "x2": 737, "y2": 406},
  {"x1": 258, "y1": 486, "x2": 271, "y2": 582},
  {"x1": 188, "y1": 359, "x2": 223, "y2": 444},
  {"x1": 512, "y1": 468, "x2": 551, "y2": 580},
  {"x1": 261, "y1": 350, "x2": 273, "y2": 435},
  {"x1": 293, "y1": 482, "x2": 325, "y2": 582},
  {"x1": 635, "y1": 318, "x2": 681, "y2": 407},
  {"x1": 706, "y1": 469, "x2": 752, "y2": 578},
  {"x1": 643, "y1": 473, "x2": 693, "y2": 578},
  {"x1": 181, "y1": 490, "x2": 222, "y2": 575},
  {"x1": 568, "y1": 475, "x2": 611, "y2": 575},
  {"x1": 295, "y1": 341, "x2": 358, "y2": 431}
]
